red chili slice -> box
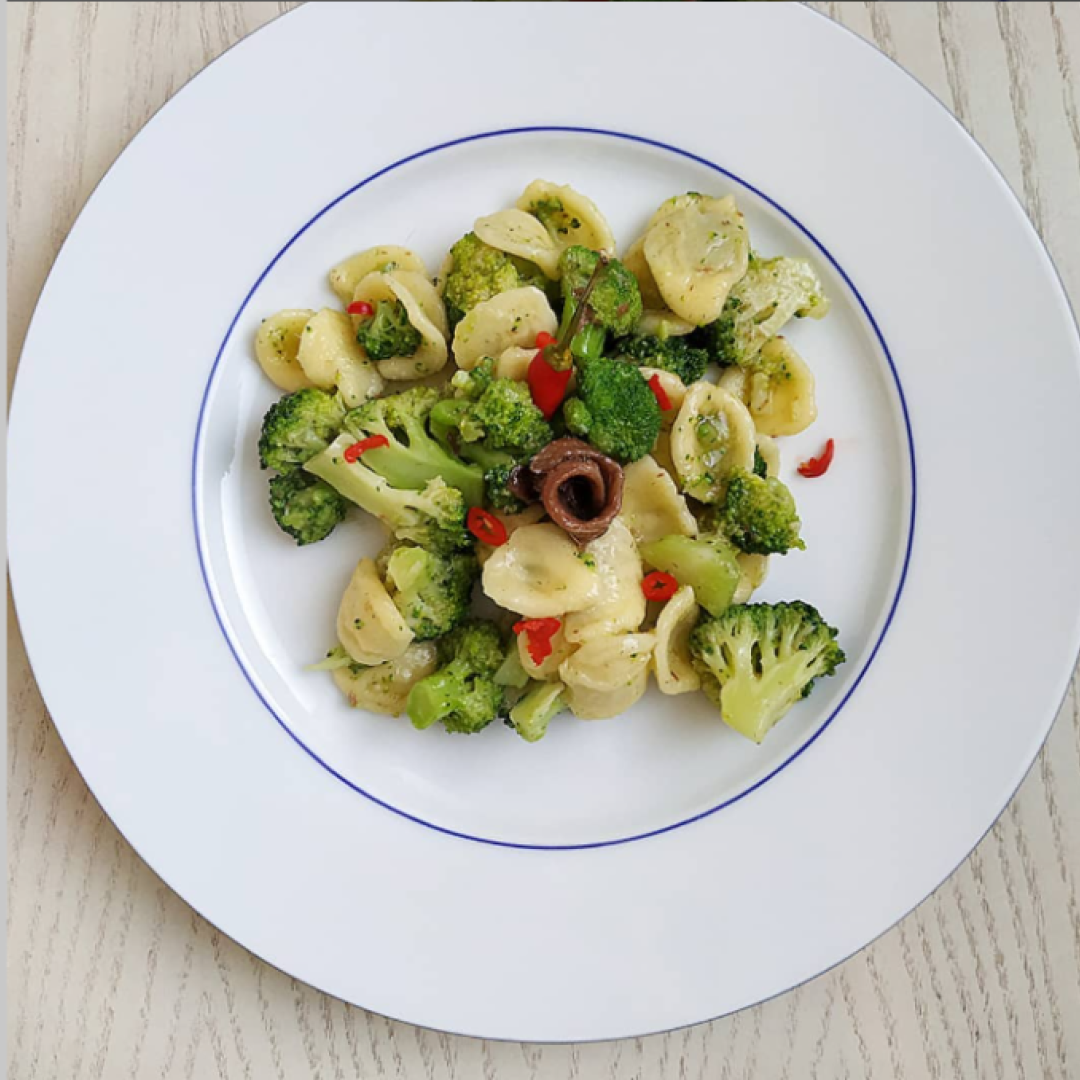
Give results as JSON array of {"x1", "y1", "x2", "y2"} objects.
[
  {"x1": 347, "y1": 300, "x2": 374, "y2": 317},
  {"x1": 467, "y1": 506, "x2": 508, "y2": 547},
  {"x1": 527, "y1": 351, "x2": 574, "y2": 420},
  {"x1": 512, "y1": 617, "x2": 562, "y2": 665},
  {"x1": 797, "y1": 438, "x2": 836, "y2": 479},
  {"x1": 342, "y1": 434, "x2": 389, "y2": 463},
  {"x1": 642, "y1": 571, "x2": 679, "y2": 602},
  {"x1": 648, "y1": 374, "x2": 672, "y2": 411}
]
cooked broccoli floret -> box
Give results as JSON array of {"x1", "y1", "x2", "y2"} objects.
[
  {"x1": 384, "y1": 544, "x2": 477, "y2": 641},
  {"x1": 442, "y1": 233, "x2": 551, "y2": 327},
  {"x1": 690, "y1": 601, "x2": 845, "y2": 743},
  {"x1": 406, "y1": 619, "x2": 506, "y2": 734},
  {"x1": 562, "y1": 356, "x2": 660, "y2": 463},
  {"x1": 431, "y1": 372, "x2": 552, "y2": 460},
  {"x1": 482, "y1": 461, "x2": 526, "y2": 514},
  {"x1": 305, "y1": 434, "x2": 471, "y2": 553},
  {"x1": 494, "y1": 644, "x2": 530, "y2": 690},
  {"x1": 695, "y1": 256, "x2": 829, "y2": 369},
  {"x1": 720, "y1": 469, "x2": 805, "y2": 555},
  {"x1": 354, "y1": 299, "x2": 422, "y2": 362},
  {"x1": 267, "y1": 471, "x2": 348, "y2": 545},
  {"x1": 343, "y1": 387, "x2": 484, "y2": 506},
  {"x1": 639, "y1": 533, "x2": 741, "y2": 617},
  {"x1": 448, "y1": 356, "x2": 497, "y2": 402},
  {"x1": 615, "y1": 334, "x2": 710, "y2": 385},
  {"x1": 753, "y1": 446, "x2": 769, "y2": 479},
  {"x1": 258, "y1": 388, "x2": 345, "y2": 474},
  {"x1": 559, "y1": 246, "x2": 642, "y2": 338},
  {"x1": 508, "y1": 681, "x2": 566, "y2": 743}
]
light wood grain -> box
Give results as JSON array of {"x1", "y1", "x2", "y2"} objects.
[{"x1": 7, "y1": 3, "x2": 1080, "y2": 1077}]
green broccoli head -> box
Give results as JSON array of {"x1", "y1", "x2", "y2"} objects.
[
  {"x1": 343, "y1": 387, "x2": 484, "y2": 506},
  {"x1": 406, "y1": 619, "x2": 507, "y2": 734},
  {"x1": 267, "y1": 471, "x2": 348, "y2": 545},
  {"x1": 615, "y1": 334, "x2": 709, "y2": 384},
  {"x1": 384, "y1": 544, "x2": 478, "y2": 641},
  {"x1": 448, "y1": 356, "x2": 497, "y2": 402},
  {"x1": 690, "y1": 601, "x2": 846, "y2": 743},
  {"x1": 354, "y1": 299, "x2": 422, "y2": 362},
  {"x1": 442, "y1": 232, "x2": 547, "y2": 327},
  {"x1": 304, "y1": 434, "x2": 471, "y2": 553},
  {"x1": 508, "y1": 681, "x2": 566, "y2": 743},
  {"x1": 695, "y1": 256, "x2": 829, "y2": 369},
  {"x1": 563, "y1": 356, "x2": 661, "y2": 463},
  {"x1": 258, "y1": 388, "x2": 345, "y2": 473},
  {"x1": 720, "y1": 469, "x2": 805, "y2": 555},
  {"x1": 559, "y1": 247, "x2": 642, "y2": 338},
  {"x1": 431, "y1": 373, "x2": 552, "y2": 462}
]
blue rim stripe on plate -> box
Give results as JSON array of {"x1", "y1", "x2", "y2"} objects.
[{"x1": 191, "y1": 125, "x2": 918, "y2": 851}]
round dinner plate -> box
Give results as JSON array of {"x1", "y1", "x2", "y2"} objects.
[{"x1": 10, "y1": 2, "x2": 1080, "y2": 1042}]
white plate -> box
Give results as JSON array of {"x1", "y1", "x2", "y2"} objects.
[{"x1": 9, "y1": 2, "x2": 1080, "y2": 1041}]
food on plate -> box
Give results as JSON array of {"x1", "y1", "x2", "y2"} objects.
[{"x1": 253, "y1": 183, "x2": 845, "y2": 741}]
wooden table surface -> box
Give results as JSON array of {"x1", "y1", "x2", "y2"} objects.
[{"x1": 7, "y1": 3, "x2": 1080, "y2": 1077}]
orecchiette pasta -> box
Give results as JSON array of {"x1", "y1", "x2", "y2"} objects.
[
  {"x1": 516, "y1": 179, "x2": 616, "y2": 256},
  {"x1": 495, "y1": 345, "x2": 536, "y2": 381},
  {"x1": 297, "y1": 308, "x2": 384, "y2": 407},
  {"x1": 337, "y1": 557, "x2": 414, "y2": 666},
  {"x1": 559, "y1": 633, "x2": 657, "y2": 720},
  {"x1": 474, "y1": 209, "x2": 561, "y2": 279},
  {"x1": 755, "y1": 433, "x2": 781, "y2": 478},
  {"x1": 732, "y1": 553, "x2": 770, "y2": 605},
  {"x1": 518, "y1": 622, "x2": 576, "y2": 680},
  {"x1": 652, "y1": 586, "x2": 701, "y2": 695},
  {"x1": 254, "y1": 309, "x2": 317, "y2": 392},
  {"x1": 637, "y1": 367, "x2": 688, "y2": 425},
  {"x1": 621, "y1": 236, "x2": 666, "y2": 309},
  {"x1": 670, "y1": 381, "x2": 757, "y2": 502},
  {"x1": 481, "y1": 523, "x2": 601, "y2": 617},
  {"x1": 717, "y1": 337, "x2": 818, "y2": 437},
  {"x1": 332, "y1": 642, "x2": 439, "y2": 716},
  {"x1": 475, "y1": 503, "x2": 547, "y2": 567},
  {"x1": 351, "y1": 270, "x2": 449, "y2": 380},
  {"x1": 451, "y1": 286, "x2": 558, "y2": 372},
  {"x1": 563, "y1": 520, "x2": 645, "y2": 643},
  {"x1": 636, "y1": 309, "x2": 697, "y2": 338},
  {"x1": 328, "y1": 245, "x2": 427, "y2": 307},
  {"x1": 619, "y1": 455, "x2": 698, "y2": 546},
  {"x1": 643, "y1": 194, "x2": 750, "y2": 325}
]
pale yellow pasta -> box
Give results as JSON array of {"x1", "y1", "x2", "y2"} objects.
[
  {"x1": 755, "y1": 433, "x2": 781, "y2": 478},
  {"x1": 563, "y1": 520, "x2": 645, "y2": 643},
  {"x1": 622, "y1": 237, "x2": 666, "y2": 309},
  {"x1": 560, "y1": 633, "x2": 656, "y2": 720},
  {"x1": 351, "y1": 270, "x2": 449, "y2": 380},
  {"x1": 643, "y1": 194, "x2": 750, "y2": 325},
  {"x1": 474, "y1": 209, "x2": 561, "y2": 279},
  {"x1": 451, "y1": 286, "x2": 557, "y2": 372},
  {"x1": 637, "y1": 367, "x2": 687, "y2": 425},
  {"x1": 495, "y1": 345, "x2": 535, "y2": 381},
  {"x1": 433, "y1": 251, "x2": 454, "y2": 296},
  {"x1": 481, "y1": 523, "x2": 601, "y2": 617},
  {"x1": 718, "y1": 338, "x2": 818, "y2": 437},
  {"x1": 732, "y1": 554, "x2": 770, "y2": 605},
  {"x1": 254, "y1": 309, "x2": 316, "y2": 392},
  {"x1": 328, "y1": 245, "x2": 426, "y2": 306},
  {"x1": 619, "y1": 455, "x2": 697, "y2": 546},
  {"x1": 518, "y1": 622, "x2": 576, "y2": 681},
  {"x1": 475, "y1": 503, "x2": 547, "y2": 568},
  {"x1": 651, "y1": 429, "x2": 677, "y2": 477},
  {"x1": 516, "y1": 179, "x2": 616, "y2": 255},
  {"x1": 652, "y1": 586, "x2": 701, "y2": 695},
  {"x1": 670, "y1": 382, "x2": 756, "y2": 502},
  {"x1": 337, "y1": 558, "x2": 414, "y2": 666},
  {"x1": 332, "y1": 642, "x2": 438, "y2": 716},
  {"x1": 297, "y1": 308, "x2": 384, "y2": 407},
  {"x1": 635, "y1": 310, "x2": 697, "y2": 338}
]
